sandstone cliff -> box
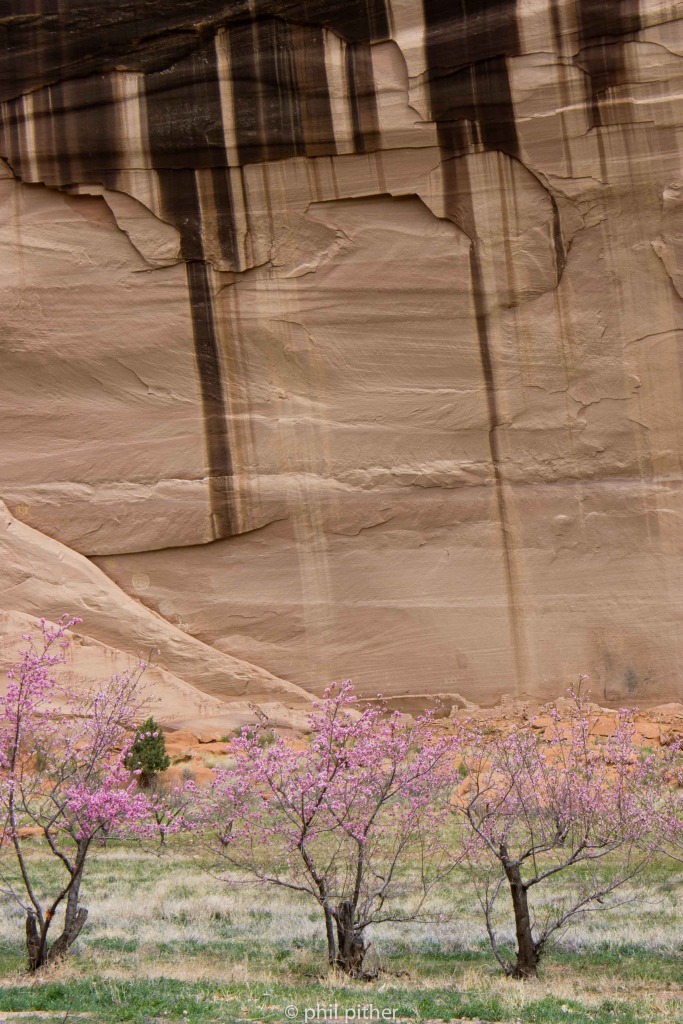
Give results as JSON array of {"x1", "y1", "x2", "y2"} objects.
[{"x1": 1, "y1": 1, "x2": 682, "y2": 707}]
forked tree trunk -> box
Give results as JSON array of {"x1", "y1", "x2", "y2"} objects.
[
  {"x1": 26, "y1": 901, "x2": 89, "y2": 972},
  {"x1": 334, "y1": 900, "x2": 367, "y2": 977},
  {"x1": 25, "y1": 846, "x2": 89, "y2": 972},
  {"x1": 503, "y1": 862, "x2": 541, "y2": 978}
]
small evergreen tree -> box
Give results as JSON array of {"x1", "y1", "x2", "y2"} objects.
[{"x1": 125, "y1": 716, "x2": 170, "y2": 789}]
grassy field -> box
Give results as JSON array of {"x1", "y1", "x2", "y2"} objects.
[{"x1": 0, "y1": 843, "x2": 680, "y2": 1023}]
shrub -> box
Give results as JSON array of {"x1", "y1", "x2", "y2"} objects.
[{"x1": 124, "y1": 715, "x2": 171, "y2": 789}]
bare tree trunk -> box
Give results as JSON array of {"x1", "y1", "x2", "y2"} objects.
[
  {"x1": 503, "y1": 859, "x2": 540, "y2": 979},
  {"x1": 25, "y1": 912, "x2": 43, "y2": 972},
  {"x1": 47, "y1": 905, "x2": 88, "y2": 965},
  {"x1": 47, "y1": 854, "x2": 88, "y2": 965},
  {"x1": 323, "y1": 906, "x2": 336, "y2": 967},
  {"x1": 26, "y1": 841, "x2": 90, "y2": 971},
  {"x1": 334, "y1": 900, "x2": 367, "y2": 977},
  {"x1": 26, "y1": 892, "x2": 89, "y2": 972}
]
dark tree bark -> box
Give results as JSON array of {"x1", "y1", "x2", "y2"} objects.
[
  {"x1": 324, "y1": 906, "x2": 336, "y2": 966},
  {"x1": 501, "y1": 850, "x2": 541, "y2": 979},
  {"x1": 26, "y1": 901, "x2": 89, "y2": 971},
  {"x1": 25, "y1": 912, "x2": 42, "y2": 971},
  {"x1": 334, "y1": 899, "x2": 367, "y2": 977},
  {"x1": 25, "y1": 839, "x2": 90, "y2": 972},
  {"x1": 46, "y1": 905, "x2": 88, "y2": 965}
]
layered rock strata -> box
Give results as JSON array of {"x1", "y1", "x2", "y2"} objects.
[{"x1": 1, "y1": 2, "x2": 683, "y2": 705}]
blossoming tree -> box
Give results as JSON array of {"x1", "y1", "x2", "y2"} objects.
[
  {"x1": 650, "y1": 733, "x2": 683, "y2": 869},
  {"x1": 450, "y1": 686, "x2": 657, "y2": 978},
  {"x1": 0, "y1": 617, "x2": 154, "y2": 970},
  {"x1": 205, "y1": 682, "x2": 452, "y2": 977}
]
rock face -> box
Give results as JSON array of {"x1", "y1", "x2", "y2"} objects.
[
  {"x1": 1, "y1": 1, "x2": 683, "y2": 707},
  {"x1": 0, "y1": 503, "x2": 313, "y2": 708}
]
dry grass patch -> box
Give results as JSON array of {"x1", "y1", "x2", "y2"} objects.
[{"x1": 0, "y1": 841, "x2": 679, "y2": 1022}]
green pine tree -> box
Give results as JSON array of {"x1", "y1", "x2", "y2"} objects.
[{"x1": 124, "y1": 716, "x2": 171, "y2": 788}]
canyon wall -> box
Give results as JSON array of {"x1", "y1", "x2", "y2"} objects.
[{"x1": 1, "y1": 1, "x2": 683, "y2": 708}]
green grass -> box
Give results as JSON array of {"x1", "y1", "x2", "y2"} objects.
[
  {"x1": 0, "y1": 843, "x2": 680, "y2": 1023},
  {"x1": 0, "y1": 973, "x2": 668, "y2": 1024}
]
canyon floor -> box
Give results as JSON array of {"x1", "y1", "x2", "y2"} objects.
[{"x1": 0, "y1": 844, "x2": 680, "y2": 1024}]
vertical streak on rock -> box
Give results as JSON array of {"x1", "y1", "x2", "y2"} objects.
[
  {"x1": 424, "y1": 0, "x2": 530, "y2": 691},
  {"x1": 235, "y1": 18, "x2": 291, "y2": 164},
  {"x1": 1, "y1": 93, "x2": 24, "y2": 180},
  {"x1": 229, "y1": 21, "x2": 263, "y2": 166},
  {"x1": 292, "y1": 24, "x2": 336, "y2": 158},
  {"x1": 145, "y1": 43, "x2": 236, "y2": 538},
  {"x1": 67, "y1": 75, "x2": 121, "y2": 180},
  {"x1": 548, "y1": 2, "x2": 578, "y2": 178},
  {"x1": 363, "y1": 0, "x2": 391, "y2": 41},
  {"x1": 323, "y1": 28, "x2": 355, "y2": 155},
  {"x1": 230, "y1": 19, "x2": 337, "y2": 164},
  {"x1": 466, "y1": 237, "x2": 528, "y2": 693},
  {"x1": 346, "y1": 42, "x2": 381, "y2": 153},
  {"x1": 422, "y1": 0, "x2": 521, "y2": 157},
  {"x1": 551, "y1": 197, "x2": 566, "y2": 280},
  {"x1": 256, "y1": 18, "x2": 302, "y2": 163},
  {"x1": 185, "y1": 259, "x2": 234, "y2": 539},
  {"x1": 208, "y1": 167, "x2": 240, "y2": 266},
  {"x1": 151, "y1": 167, "x2": 234, "y2": 538},
  {"x1": 576, "y1": 0, "x2": 642, "y2": 129},
  {"x1": 13, "y1": 94, "x2": 35, "y2": 183},
  {"x1": 549, "y1": 0, "x2": 563, "y2": 46},
  {"x1": 35, "y1": 83, "x2": 69, "y2": 185}
]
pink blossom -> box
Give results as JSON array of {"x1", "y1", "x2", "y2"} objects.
[
  {"x1": 449, "y1": 687, "x2": 661, "y2": 978},
  {"x1": 0, "y1": 616, "x2": 158, "y2": 970},
  {"x1": 200, "y1": 680, "x2": 453, "y2": 977}
]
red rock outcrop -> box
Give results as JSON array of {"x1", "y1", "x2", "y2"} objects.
[{"x1": 1, "y1": 2, "x2": 683, "y2": 708}]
